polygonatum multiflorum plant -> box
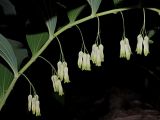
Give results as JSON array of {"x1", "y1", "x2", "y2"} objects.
[{"x1": 0, "y1": 0, "x2": 160, "y2": 117}]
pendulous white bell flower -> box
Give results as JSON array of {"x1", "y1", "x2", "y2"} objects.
[
  {"x1": 136, "y1": 34, "x2": 143, "y2": 55},
  {"x1": 64, "y1": 67, "x2": 70, "y2": 83},
  {"x1": 120, "y1": 38, "x2": 132, "y2": 60},
  {"x1": 95, "y1": 48, "x2": 101, "y2": 66},
  {"x1": 99, "y1": 44, "x2": 104, "y2": 62},
  {"x1": 35, "y1": 100, "x2": 41, "y2": 116},
  {"x1": 31, "y1": 96, "x2": 36, "y2": 115},
  {"x1": 51, "y1": 75, "x2": 59, "y2": 92},
  {"x1": 82, "y1": 52, "x2": 87, "y2": 70},
  {"x1": 28, "y1": 94, "x2": 32, "y2": 112},
  {"x1": 120, "y1": 40, "x2": 126, "y2": 58},
  {"x1": 78, "y1": 51, "x2": 83, "y2": 69},
  {"x1": 124, "y1": 38, "x2": 132, "y2": 60},
  {"x1": 143, "y1": 36, "x2": 149, "y2": 56},
  {"x1": 91, "y1": 43, "x2": 104, "y2": 66},
  {"x1": 57, "y1": 61, "x2": 64, "y2": 81},
  {"x1": 91, "y1": 44, "x2": 97, "y2": 64},
  {"x1": 51, "y1": 75, "x2": 64, "y2": 96},
  {"x1": 86, "y1": 54, "x2": 91, "y2": 71}
]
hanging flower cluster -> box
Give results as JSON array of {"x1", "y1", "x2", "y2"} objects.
[
  {"x1": 78, "y1": 51, "x2": 91, "y2": 71},
  {"x1": 120, "y1": 37, "x2": 132, "y2": 60},
  {"x1": 57, "y1": 61, "x2": 70, "y2": 83},
  {"x1": 91, "y1": 43, "x2": 104, "y2": 66},
  {"x1": 51, "y1": 74, "x2": 64, "y2": 96},
  {"x1": 28, "y1": 94, "x2": 41, "y2": 116},
  {"x1": 51, "y1": 60, "x2": 70, "y2": 96},
  {"x1": 119, "y1": 12, "x2": 132, "y2": 60},
  {"x1": 77, "y1": 17, "x2": 104, "y2": 70},
  {"x1": 50, "y1": 37, "x2": 70, "y2": 96},
  {"x1": 76, "y1": 25, "x2": 91, "y2": 71},
  {"x1": 136, "y1": 34, "x2": 150, "y2": 56},
  {"x1": 135, "y1": 9, "x2": 150, "y2": 56}
]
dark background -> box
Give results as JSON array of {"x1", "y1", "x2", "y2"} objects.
[{"x1": 0, "y1": 0, "x2": 160, "y2": 120}]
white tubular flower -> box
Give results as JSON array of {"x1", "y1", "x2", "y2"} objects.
[
  {"x1": 86, "y1": 54, "x2": 91, "y2": 71},
  {"x1": 91, "y1": 44, "x2": 97, "y2": 63},
  {"x1": 143, "y1": 36, "x2": 149, "y2": 56},
  {"x1": 28, "y1": 94, "x2": 32, "y2": 112},
  {"x1": 124, "y1": 38, "x2": 132, "y2": 60},
  {"x1": 99, "y1": 44, "x2": 104, "y2": 62},
  {"x1": 57, "y1": 80, "x2": 64, "y2": 96},
  {"x1": 57, "y1": 61, "x2": 64, "y2": 81},
  {"x1": 31, "y1": 97, "x2": 36, "y2": 115},
  {"x1": 35, "y1": 100, "x2": 41, "y2": 116},
  {"x1": 51, "y1": 75, "x2": 64, "y2": 95},
  {"x1": 51, "y1": 75, "x2": 59, "y2": 92},
  {"x1": 82, "y1": 53, "x2": 87, "y2": 70},
  {"x1": 95, "y1": 49, "x2": 101, "y2": 66},
  {"x1": 78, "y1": 51, "x2": 83, "y2": 69},
  {"x1": 136, "y1": 34, "x2": 143, "y2": 55},
  {"x1": 64, "y1": 67, "x2": 70, "y2": 83},
  {"x1": 120, "y1": 40, "x2": 125, "y2": 58}
]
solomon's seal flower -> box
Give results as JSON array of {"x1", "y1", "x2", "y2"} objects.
[{"x1": 136, "y1": 34, "x2": 143, "y2": 55}]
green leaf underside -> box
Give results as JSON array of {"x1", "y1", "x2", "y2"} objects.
[
  {"x1": 0, "y1": 34, "x2": 18, "y2": 74},
  {"x1": 26, "y1": 32, "x2": 49, "y2": 55},
  {"x1": 0, "y1": 64, "x2": 14, "y2": 108},
  {"x1": 46, "y1": 16, "x2": 57, "y2": 37},
  {"x1": 87, "y1": 0, "x2": 102, "y2": 15},
  {"x1": 8, "y1": 39, "x2": 28, "y2": 69},
  {"x1": 67, "y1": 5, "x2": 86, "y2": 23}
]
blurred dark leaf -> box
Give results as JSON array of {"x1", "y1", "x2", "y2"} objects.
[{"x1": 0, "y1": 0, "x2": 16, "y2": 15}]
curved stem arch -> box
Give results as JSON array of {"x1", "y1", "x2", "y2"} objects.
[{"x1": 0, "y1": 7, "x2": 159, "y2": 110}]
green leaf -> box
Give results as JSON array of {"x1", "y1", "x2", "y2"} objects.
[
  {"x1": 67, "y1": 5, "x2": 86, "y2": 23},
  {"x1": 87, "y1": 0, "x2": 102, "y2": 15},
  {"x1": 26, "y1": 32, "x2": 49, "y2": 55},
  {"x1": 0, "y1": 64, "x2": 14, "y2": 110},
  {"x1": 46, "y1": 16, "x2": 57, "y2": 37},
  {"x1": 8, "y1": 39, "x2": 28, "y2": 69},
  {"x1": 0, "y1": 34, "x2": 18, "y2": 75}
]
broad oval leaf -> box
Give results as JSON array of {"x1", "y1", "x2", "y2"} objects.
[
  {"x1": 0, "y1": 64, "x2": 14, "y2": 110},
  {"x1": 0, "y1": 34, "x2": 18, "y2": 75},
  {"x1": 8, "y1": 39, "x2": 28, "y2": 69},
  {"x1": 67, "y1": 5, "x2": 86, "y2": 23},
  {"x1": 26, "y1": 32, "x2": 49, "y2": 55},
  {"x1": 87, "y1": 0, "x2": 102, "y2": 15},
  {"x1": 46, "y1": 16, "x2": 57, "y2": 37}
]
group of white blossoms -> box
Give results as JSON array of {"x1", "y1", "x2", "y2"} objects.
[
  {"x1": 78, "y1": 43, "x2": 104, "y2": 70},
  {"x1": 120, "y1": 34, "x2": 150, "y2": 60},
  {"x1": 28, "y1": 94, "x2": 41, "y2": 116},
  {"x1": 51, "y1": 61, "x2": 70, "y2": 96}
]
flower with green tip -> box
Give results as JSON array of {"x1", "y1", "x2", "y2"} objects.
[
  {"x1": 35, "y1": 100, "x2": 41, "y2": 116},
  {"x1": 99, "y1": 44, "x2": 104, "y2": 62},
  {"x1": 64, "y1": 67, "x2": 70, "y2": 83},
  {"x1": 28, "y1": 94, "x2": 32, "y2": 112},
  {"x1": 51, "y1": 75, "x2": 64, "y2": 96},
  {"x1": 31, "y1": 96, "x2": 36, "y2": 114},
  {"x1": 57, "y1": 61, "x2": 64, "y2": 81},
  {"x1": 124, "y1": 38, "x2": 132, "y2": 60},
  {"x1": 82, "y1": 52, "x2": 87, "y2": 70},
  {"x1": 91, "y1": 43, "x2": 104, "y2": 66},
  {"x1": 120, "y1": 40, "x2": 125, "y2": 58},
  {"x1": 136, "y1": 34, "x2": 143, "y2": 55},
  {"x1": 78, "y1": 51, "x2": 83, "y2": 69},
  {"x1": 143, "y1": 36, "x2": 149, "y2": 56},
  {"x1": 86, "y1": 54, "x2": 91, "y2": 71},
  {"x1": 120, "y1": 38, "x2": 132, "y2": 60}
]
